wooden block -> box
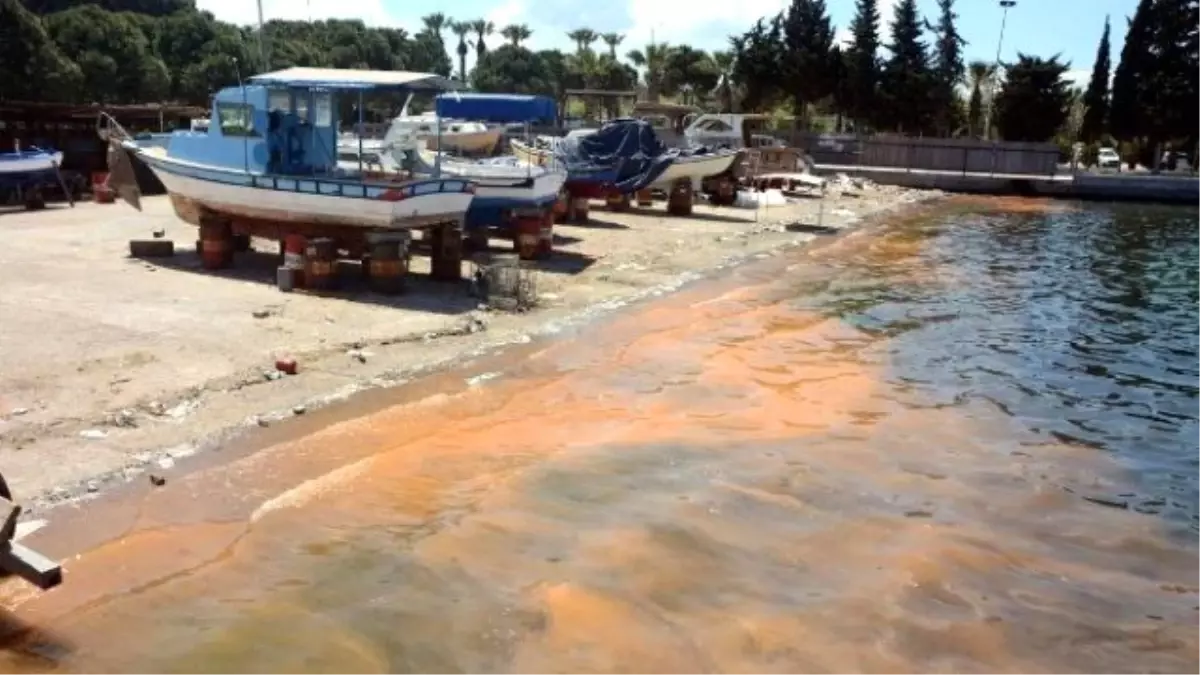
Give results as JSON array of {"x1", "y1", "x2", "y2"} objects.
[
  {"x1": 0, "y1": 541, "x2": 63, "y2": 590},
  {"x1": 129, "y1": 239, "x2": 175, "y2": 258}
]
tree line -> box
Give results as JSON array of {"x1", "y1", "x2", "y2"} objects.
[{"x1": 1, "y1": 0, "x2": 1195, "y2": 154}]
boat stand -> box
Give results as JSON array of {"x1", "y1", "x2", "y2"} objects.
[{"x1": 0, "y1": 475, "x2": 63, "y2": 590}]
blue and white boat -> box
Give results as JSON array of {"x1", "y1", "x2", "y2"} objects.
[
  {"x1": 0, "y1": 147, "x2": 64, "y2": 176},
  {"x1": 113, "y1": 67, "x2": 477, "y2": 231}
]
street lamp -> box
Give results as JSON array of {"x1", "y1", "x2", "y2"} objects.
[{"x1": 983, "y1": 0, "x2": 1016, "y2": 141}]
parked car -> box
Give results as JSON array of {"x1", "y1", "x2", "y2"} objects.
[{"x1": 1096, "y1": 147, "x2": 1121, "y2": 170}]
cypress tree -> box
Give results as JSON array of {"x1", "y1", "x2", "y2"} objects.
[
  {"x1": 844, "y1": 0, "x2": 881, "y2": 132},
  {"x1": 1079, "y1": 16, "x2": 1112, "y2": 142},
  {"x1": 926, "y1": 0, "x2": 966, "y2": 136},
  {"x1": 780, "y1": 0, "x2": 836, "y2": 129},
  {"x1": 1109, "y1": 0, "x2": 1154, "y2": 140},
  {"x1": 879, "y1": 0, "x2": 933, "y2": 134}
]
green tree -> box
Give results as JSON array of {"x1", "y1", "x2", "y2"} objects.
[
  {"x1": 780, "y1": 0, "x2": 836, "y2": 128},
  {"x1": 472, "y1": 45, "x2": 557, "y2": 97},
  {"x1": 994, "y1": 53, "x2": 1072, "y2": 142},
  {"x1": 729, "y1": 15, "x2": 784, "y2": 112},
  {"x1": 1108, "y1": 0, "x2": 1154, "y2": 140},
  {"x1": 471, "y1": 19, "x2": 493, "y2": 64},
  {"x1": 627, "y1": 42, "x2": 671, "y2": 102},
  {"x1": 965, "y1": 60, "x2": 993, "y2": 138},
  {"x1": 0, "y1": 0, "x2": 81, "y2": 101},
  {"x1": 711, "y1": 50, "x2": 736, "y2": 112},
  {"x1": 601, "y1": 32, "x2": 624, "y2": 59},
  {"x1": 925, "y1": 0, "x2": 966, "y2": 136},
  {"x1": 1079, "y1": 15, "x2": 1112, "y2": 142},
  {"x1": 450, "y1": 20, "x2": 471, "y2": 83},
  {"x1": 878, "y1": 0, "x2": 933, "y2": 134},
  {"x1": 1139, "y1": 0, "x2": 1199, "y2": 156},
  {"x1": 566, "y1": 28, "x2": 598, "y2": 53},
  {"x1": 500, "y1": 23, "x2": 531, "y2": 47},
  {"x1": 663, "y1": 45, "x2": 720, "y2": 101},
  {"x1": 45, "y1": 4, "x2": 169, "y2": 102},
  {"x1": 843, "y1": 0, "x2": 881, "y2": 131}
]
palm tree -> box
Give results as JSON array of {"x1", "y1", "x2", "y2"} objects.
[
  {"x1": 627, "y1": 43, "x2": 671, "y2": 102},
  {"x1": 601, "y1": 32, "x2": 624, "y2": 59},
  {"x1": 967, "y1": 60, "x2": 995, "y2": 138},
  {"x1": 421, "y1": 13, "x2": 447, "y2": 41},
  {"x1": 501, "y1": 23, "x2": 532, "y2": 47},
  {"x1": 711, "y1": 50, "x2": 735, "y2": 112},
  {"x1": 471, "y1": 19, "x2": 494, "y2": 63},
  {"x1": 450, "y1": 21, "x2": 472, "y2": 83},
  {"x1": 566, "y1": 28, "x2": 599, "y2": 53}
]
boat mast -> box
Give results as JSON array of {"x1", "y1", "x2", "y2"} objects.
[{"x1": 255, "y1": 0, "x2": 269, "y2": 71}]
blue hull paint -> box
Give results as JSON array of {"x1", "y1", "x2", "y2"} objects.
[{"x1": 464, "y1": 192, "x2": 558, "y2": 230}]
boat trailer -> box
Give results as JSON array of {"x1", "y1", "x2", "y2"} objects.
[{"x1": 0, "y1": 475, "x2": 62, "y2": 590}]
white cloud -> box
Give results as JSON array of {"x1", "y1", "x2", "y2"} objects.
[{"x1": 1063, "y1": 68, "x2": 1091, "y2": 88}]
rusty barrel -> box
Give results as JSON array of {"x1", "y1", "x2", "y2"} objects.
[
  {"x1": 367, "y1": 231, "x2": 410, "y2": 294},
  {"x1": 514, "y1": 215, "x2": 542, "y2": 260},
  {"x1": 282, "y1": 233, "x2": 306, "y2": 287},
  {"x1": 304, "y1": 237, "x2": 337, "y2": 290},
  {"x1": 198, "y1": 217, "x2": 233, "y2": 270},
  {"x1": 538, "y1": 210, "x2": 554, "y2": 257}
]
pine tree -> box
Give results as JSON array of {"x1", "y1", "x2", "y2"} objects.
[
  {"x1": 780, "y1": 0, "x2": 836, "y2": 129},
  {"x1": 1079, "y1": 16, "x2": 1112, "y2": 142},
  {"x1": 1140, "y1": 0, "x2": 1199, "y2": 150},
  {"x1": 879, "y1": 0, "x2": 933, "y2": 134},
  {"x1": 926, "y1": 0, "x2": 966, "y2": 136},
  {"x1": 1109, "y1": 0, "x2": 1154, "y2": 140},
  {"x1": 844, "y1": 0, "x2": 880, "y2": 132}
]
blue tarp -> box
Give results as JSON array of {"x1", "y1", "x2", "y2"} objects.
[
  {"x1": 555, "y1": 118, "x2": 676, "y2": 193},
  {"x1": 435, "y1": 93, "x2": 557, "y2": 124}
]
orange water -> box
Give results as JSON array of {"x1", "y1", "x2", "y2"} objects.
[{"x1": 0, "y1": 200, "x2": 1196, "y2": 673}]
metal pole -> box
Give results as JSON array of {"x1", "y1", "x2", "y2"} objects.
[
  {"x1": 983, "y1": 0, "x2": 1016, "y2": 141},
  {"x1": 357, "y1": 90, "x2": 364, "y2": 175}
]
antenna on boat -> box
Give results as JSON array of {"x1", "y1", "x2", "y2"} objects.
[
  {"x1": 233, "y1": 58, "x2": 250, "y2": 175},
  {"x1": 255, "y1": 0, "x2": 269, "y2": 71}
]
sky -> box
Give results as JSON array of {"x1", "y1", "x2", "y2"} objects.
[{"x1": 194, "y1": 0, "x2": 1138, "y2": 87}]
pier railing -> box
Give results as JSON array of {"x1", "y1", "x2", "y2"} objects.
[{"x1": 783, "y1": 132, "x2": 1062, "y2": 177}]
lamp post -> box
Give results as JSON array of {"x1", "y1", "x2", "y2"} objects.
[{"x1": 983, "y1": 0, "x2": 1016, "y2": 141}]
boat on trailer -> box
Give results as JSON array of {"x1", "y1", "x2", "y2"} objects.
[{"x1": 107, "y1": 67, "x2": 477, "y2": 232}]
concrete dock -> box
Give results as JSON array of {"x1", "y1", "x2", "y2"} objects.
[{"x1": 815, "y1": 164, "x2": 1199, "y2": 204}]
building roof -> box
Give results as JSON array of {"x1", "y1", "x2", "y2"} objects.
[
  {"x1": 249, "y1": 67, "x2": 460, "y2": 92},
  {"x1": 0, "y1": 100, "x2": 206, "y2": 119}
]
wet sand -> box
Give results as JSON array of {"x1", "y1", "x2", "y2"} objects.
[
  {"x1": 0, "y1": 185, "x2": 931, "y2": 508},
  {"x1": 0, "y1": 198, "x2": 1195, "y2": 673}
]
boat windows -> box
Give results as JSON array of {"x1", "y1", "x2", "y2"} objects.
[
  {"x1": 313, "y1": 92, "x2": 332, "y2": 127},
  {"x1": 696, "y1": 118, "x2": 734, "y2": 132},
  {"x1": 217, "y1": 103, "x2": 258, "y2": 137},
  {"x1": 268, "y1": 89, "x2": 291, "y2": 113}
]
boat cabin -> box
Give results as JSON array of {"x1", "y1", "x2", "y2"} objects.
[{"x1": 169, "y1": 67, "x2": 458, "y2": 177}]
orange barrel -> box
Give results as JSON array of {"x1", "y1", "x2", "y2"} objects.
[
  {"x1": 537, "y1": 210, "x2": 554, "y2": 257},
  {"x1": 635, "y1": 189, "x2": 653, "y2": 206},
  {"x1": 605, "y1": 192, "x2": 629, "y2": 212},
  {"x1": 429, "y1": 223, "x2": 464, "y2": 282},
  {"x1": 303, "y1": 237, "x2": 337, "y2": 290},
  {"x1": 568, "y1": 197, "x2": 590, "y2": 224},
  {"x1": 198, "y1": 218, "x2": 233, "y2": 270},
  {"x1": 282, "y1": 233, "x2": 306, "y2": 286},
  {"x1": 552, "y1": 189, "x2": 569, "y2": 223},
  {"x1": 514, "y1": 216, "x2": 541, "y2": 260},
  {"x1": 367, "y1": 231, "x2": 410, "y2": 294}
]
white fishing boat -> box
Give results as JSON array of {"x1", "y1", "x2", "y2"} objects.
[
  {"x1": 337, "y1": 92, "x2": 567, "y2": 230},
  {"x1": 388, "y1": 111, "x2": 501, "y2": 155},
  {"x1": 108, "y1": 68, "x2": 476, "y2": 231}
]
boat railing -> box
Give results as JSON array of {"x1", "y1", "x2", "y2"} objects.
[
  {"x1": 96, "y1": 111, "x2": 134, "y2": 145},
  {"x1": 246, "y1": 173, "x2": 475, "y2": 200}
]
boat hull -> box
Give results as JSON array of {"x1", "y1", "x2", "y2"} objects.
[
  {"x1": 508, "y1": 141, "x2": 617, "y2": 194},
  {"x1": 422, "y1": 129, "x2": 501, "y2": 155},
  {"x1": 136, "y1": 149, "x2": 474, "y2": 230},
  {"x1": 651, "y1": 152, "x2": 739, "y2": 190},
  {"x1": 0, "y1": 151, "x2": 64, "y2": 176}
]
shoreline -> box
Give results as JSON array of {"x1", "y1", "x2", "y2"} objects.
[{"x1": 0, "y1": 186, "x2": 945, "y2": 522}]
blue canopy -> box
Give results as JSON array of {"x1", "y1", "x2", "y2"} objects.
[{"x1": 435, "y1": 93, "x2": 557, "y2": 123}]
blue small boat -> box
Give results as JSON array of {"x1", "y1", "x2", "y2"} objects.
[{"x1": 0, "y1": 146, "x2": 69, "y2": 207}]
